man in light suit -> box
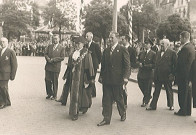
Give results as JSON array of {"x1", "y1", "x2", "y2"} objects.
[
  {"x1": 0, "y1": 37, "x2": 17, "y2": 109},
  {"x1": 85, "y1": 32, "x2": 102, "y2": 97},
  {"x1": 45, "y1": 35, "x2": 65, "y2": 100},
  {"x1": 137, "y1": 40, "x2": 156, "y2": 107},
  {"x1": 97, "y1": 32, "x2": 130, "y2": 126},
  {"x1": 174, "y1": 31, "x2": 195, "y2": 116},
  {"x1": 146, "y1": 38, "x2": 177, "y2": 111}
]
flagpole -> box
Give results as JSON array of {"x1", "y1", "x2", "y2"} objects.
[
  {"x1": 112, "y1": 0, "x2": 117, "y2": 32},
  {"x1": 128, "y1": 0, "x2": 133, "y2": 45}
]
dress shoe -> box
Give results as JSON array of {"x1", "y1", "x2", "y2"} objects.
[
  {"x1": 141, "y1": 103, "x2": 147, "y2": 107},
  {"x1": 50, "y1": 96, "x2": 56, "y2": 100},
  {"x1": 146, "y1": 106, "x2": 156, "y2": 110},
  {"x1": 97, "y1": 120, "x2": 110, "y2": 126},
  {"x1": 46, "y1": 95, "x2": 51, "y2": 99},
  {"x1": 194, "y1": 120, "x2": 196, "y2": 123},
  {"x1": 121, "y1": 113, "x2": 126, "y2": 121},
  {"x1": 169, "y1": 106, "x2": 174, "y2": 111},
  {"x1": 61, "y1": 103, "x2": 66, "y2": 106},
  {"x1": 174, "y1": 111, "x2": 186, "y2": 116},
  {"x1": 0, "y1": 104, "x2": 5, "y2": 109},
  {"x1": 71, "y1": 115, "x2": 78, "y2": 121},
  {"x1": 55, "y1": 99, "x2": 62, "y2": 102},
  {"x1": 82, "y1": 110, "x2": 87, "y2": 114}
]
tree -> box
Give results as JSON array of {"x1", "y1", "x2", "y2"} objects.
[
  {"x1": 156, "y1": 14, "x2": 191, "y2": 43},
  {"x1": 42, "y1": 0, "x2": 77, "y2": 40},
  {"x1": 83, "y1": 0, "x2": 113, "y2": 44},
  {"x1": 30, "y1": 2, "x2": 40, "y2": 28},
  {"x1": 0, "y1": 2, "x2": 31, "y2": 41},
  {"x1": 119, "y1": 1, "x2": 159, "y2": 42}
]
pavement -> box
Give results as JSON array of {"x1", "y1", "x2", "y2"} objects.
[{"x1": 0, "y1": 56, "x2": 196, "y2": 135}]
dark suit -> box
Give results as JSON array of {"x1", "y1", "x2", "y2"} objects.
[
  {"x1": 86, "y1": 41, "x2": 101, "y2": 97},
  {"x1": 137, "y1": 50, "x2": 156, "y2": 104},
  {"x1": 0, "y1": 48, "x2": 17, "y2": 106},
  {"x1": 150, "y1": 49, "x2": 177, "y2": 109},
  {"x1": 191, "y1": 51, "x2": 196, "y2": 108},
  {"x1": 100, "y1": 44, "x2": 130, "y2": 123},
  {"x1": 44, "y1": 44, "x2": 65, "y2": 99},
  {"x1": 176, "y1": 43, "x2": 195, "y2": 115},
  {"x1": 128, "y1": 46, "x2": 137, "y2": 68},
  {"x1": 59, "y1": 55, "x2": 73, "y2": 105}
]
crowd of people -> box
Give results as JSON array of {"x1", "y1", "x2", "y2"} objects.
[{"x1": 0, "y1": 30, "x2": 196, "y2": 127}]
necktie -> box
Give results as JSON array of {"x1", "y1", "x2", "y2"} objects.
[
  {"x1": 110, "y1": 47, "x2": 113, "y2": 55},
  {"x1": 53, "y1": 45, "x2": 56, "y2": 51}
]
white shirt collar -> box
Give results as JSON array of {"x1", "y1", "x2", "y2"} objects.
[
  {"x1": 53, "y1": 43, "x2": 59, "y2": 49},
  {"x1": 1, "y1": 47, "x2": 7, "y2": 56},
  {"x1": 182, "y1": 41, "x2": 190, "y2": 47},
  {"x1": 88, "y1": 41, "x2": 92, "y2": 47},
  {"x1": 146, "y1": 49, "x2": 150, "y2": 54},
  {"x1": 125, "y1": 43, "x2": 129, "y2": 48},
  {"x1": 112, "y1": 42, "x2": 118, "y2": 50}
]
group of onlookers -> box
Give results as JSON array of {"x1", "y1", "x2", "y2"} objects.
[{"x1": 9, "y1": 41, "x2": 47, "y2": 56}]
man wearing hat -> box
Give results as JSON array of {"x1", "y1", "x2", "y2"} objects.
[
  {"x1": 146, "y1": 38, "x2": 177, "y2": 111},
  {"x1": 137, "y1": 40, "x2": 156, "y2": 107},
  {"x1": 0, "y1": 37, "x2": 17, "y2": 109},
  {"x1": 44, "y1": 35, "x2": 65, "y2": 100}
]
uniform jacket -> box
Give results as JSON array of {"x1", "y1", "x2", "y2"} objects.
[
  {"x1": 45, "y1": 44, "x2": 65, "y2": 72},
  {"x1": 86, "y1": 41, "x2": 102, "y2": 70},
  {"x1": 100, "y1": 44, "x2": 130, "y2": 86},
  {"x1": 154, "y1": 49, "x2": 177, "y2": 82},
  {"x1": 137, "y1": 50, "x2": 156, "y2": 79},
  {"x1": 0, "y1": 48, "x2": 18, "y2": 81},
  {"x1": 176, "y1": 43, "x2": 195, "y2": 83}
]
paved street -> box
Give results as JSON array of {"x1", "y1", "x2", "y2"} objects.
[{"x1": 0, "y1": 56, "x2": 196, "y2": 135}]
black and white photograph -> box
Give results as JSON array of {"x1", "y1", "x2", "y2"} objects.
[{"x1": 0, "y1": 0, "x2": 196, "y2": 134}]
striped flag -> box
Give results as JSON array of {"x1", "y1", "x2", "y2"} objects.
[{"x1": 127, "y1": 0, "x2": 133, "y2": 45}]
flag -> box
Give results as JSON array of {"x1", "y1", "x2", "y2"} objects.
[{"x1": 127, "y1": 0, "x2": 133, "y2": 45}]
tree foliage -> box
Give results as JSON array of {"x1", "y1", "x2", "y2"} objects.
[
  {"x1": 119, "y1": 1, "x2": 159, "y2": 41},
  {"x1": 156, "y1": 14, "x2": 191, "y2": 42},
  {"x1": 30, "y1": 2, "x2": 40, "y2": 28},
  {"x1": 83, "y1": 0, "x2": 113, "y2": 43},
  {"x1": 42, "y1": 0, "x2": 77, "y2": 39},
  {"x1": 0, "y1": 2, "x2": 31, "y2": 41}
]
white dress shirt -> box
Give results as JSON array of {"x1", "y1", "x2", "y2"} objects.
[{"x1": 1, "y1": 47, "x2": 7, "y2": 56}]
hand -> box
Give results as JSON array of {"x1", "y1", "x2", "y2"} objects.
[
  {"x1": 189, "y1": 81, "x2": 192, "y2": 88},
  {"x1": 124, "y1": 78, "x2": 128, "y2": 85},
  {"x1": 84, "y1": 82, "x2": 89, "y2": 88},
  {"x1": 50, "y1": 58, "x2": 54, "y2": 63}
]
